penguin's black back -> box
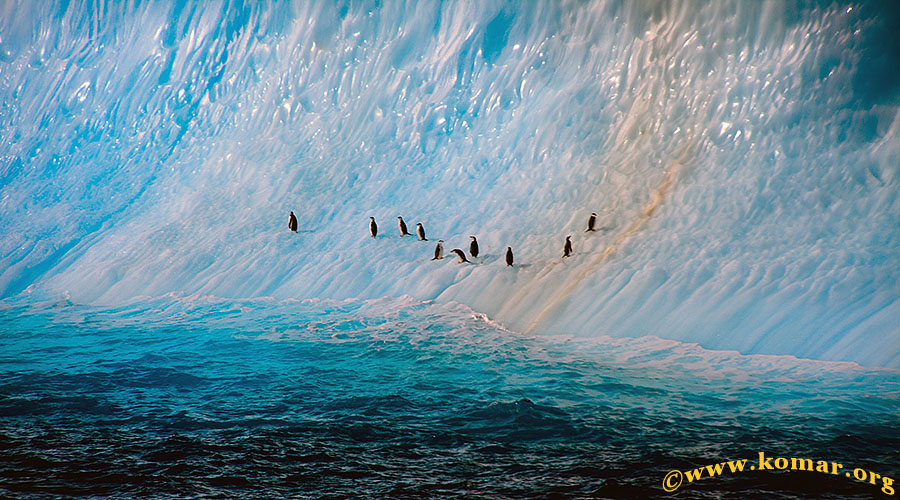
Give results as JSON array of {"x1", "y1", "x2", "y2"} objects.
[{"x1": 451, "y1": 248, "x2": 469, "y2": 263}]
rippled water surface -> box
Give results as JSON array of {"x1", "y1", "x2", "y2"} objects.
[{"x1": 2, "y1": 296, "x2": 898, "y2": 499}]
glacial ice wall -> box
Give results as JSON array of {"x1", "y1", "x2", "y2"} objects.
[{"x1": 1, "y1": 0, "x2": 899, "y2": 366}]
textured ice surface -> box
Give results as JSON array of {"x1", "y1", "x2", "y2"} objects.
[{"x1": 1, "y1": 1, "x2": 898, "y2": 366}]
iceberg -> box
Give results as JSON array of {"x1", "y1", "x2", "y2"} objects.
[{"x1": 1, "y1": 0, "x2": 898, "y2": 367}]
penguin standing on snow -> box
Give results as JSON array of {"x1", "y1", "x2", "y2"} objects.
[
  {"x1": 288, "y1": 211, "x2": 298, "y2": 232},
  {"x1": 505, "y1": 247, "x2": 514, "y2": 267},
  {"x1": 398, "y1": 216, "x2": 412, "y2": 237},
  {"x1": 432, "y1": 240, "x2": 444, "y2": 260},
  {"x1": 369, "y1": 217, "x2": 378, "y2": 238},
  {"x1": 563, "y1": 236, "x2": 573, "y2": 258},
  {"x1": 586, "y1": 212, "x2": 597, "y2": 232},
  {"x1": 416, "y1": 223, "x2": 428, "y2": 241},
  {"x1": 469, "y1": 236, "x2": 479, "y2": 258},
  {"x1": 450, "y1": 249, "x2": 470, "y2": 263}
]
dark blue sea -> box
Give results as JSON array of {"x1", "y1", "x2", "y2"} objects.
[{"x1": 1, "y1": 295, "x2": 898, "y2": 498}]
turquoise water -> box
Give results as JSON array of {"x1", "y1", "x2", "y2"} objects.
[{"x1": 2, "y1": 295, "x2": 898, "y2": 498}]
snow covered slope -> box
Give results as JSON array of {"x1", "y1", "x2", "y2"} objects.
[{"x1": 1, "y1": 1, "x2": 898, "y2": 366}]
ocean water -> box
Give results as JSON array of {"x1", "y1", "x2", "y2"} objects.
[
  {"x1": 2, "y1": 0, "x2": 900, "y2": 497},
  {"x1": 2, "y1": 294, "x2": 898, "y2": 499}
]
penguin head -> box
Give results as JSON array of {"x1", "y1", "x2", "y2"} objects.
[
  {"x1": 591, "y1": 212, "x2": 597, "y2": 216},
  {"x1": 470, "y1": 235, "x2": 476, "y2": 240},
  {"x1": 438, "y1": 239, "x2": 443, "y2": 243},
  {"x1": 397, "y1": 216, "x2": 403, "y2": 219},
  {"x1": 370, "y1": 216, "x2": 374, "y2": 219}
]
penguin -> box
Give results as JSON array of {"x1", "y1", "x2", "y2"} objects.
[
  {"x1": 505, "y1": 246, "x2": 514, "y2": 267},
  {"x1": 432, "y1": 240, "x2": 444, "y2": 260},
  {"x1": 586, "y1": 212, "x2": 597, "y2": 232},
  {"x1": 398, "y1": 216, "x2": 412, "y2": 236},
  {"x1": 563, "y1": 235, "x2": 573, "y2": 258},
  {"x1": 416, "y1": 222, "x2": 428, "y2": 241},
  {"x1": 288, "y1": 211, "x2": 298, "y2": 232},
  {"x1": 469, "y1": 236, "x2": 479, "y2": 258},
  {"x1": 369, "y1": 217, "x2": 377, "y2": 238},
  {"x1": 450, "y1": 248, "x2": 470, "y2": 263}
]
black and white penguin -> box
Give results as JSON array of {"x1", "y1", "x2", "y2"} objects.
[
  {"x1": 398, "y1": 216, "x2": 412, "y2": 236},
  {"x1": 505, "y1": 247, "x2": 514, "y2": 266},
  {"x1": 586, "y1": 212, "x2": 597, "y2": 232},
  {"x1": 288, "y1": 211, "x2": 298, "y2": 232},
  {"x1": 432, "y1": 240, "x2": 444, "y2": 260},
  {"x1": 469, "y1": 236, "x2": 479, "y2": 258},
  {"x1": 369, "y1": 217, "x2": 377, "y2": 238},
  {"x1": 563, "y1": 236, "x2": 573, "y2": 258},
  {"x1": 450, "y1": 248, "x2": 470, "y2": 263},
  {"x1": 416, "y1": 223, "x2": 427, "y2": 241}
]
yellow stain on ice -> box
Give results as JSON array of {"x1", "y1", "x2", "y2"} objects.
[{"x1": 523, "y1": 142, "x2": 694, "y2": 334}]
